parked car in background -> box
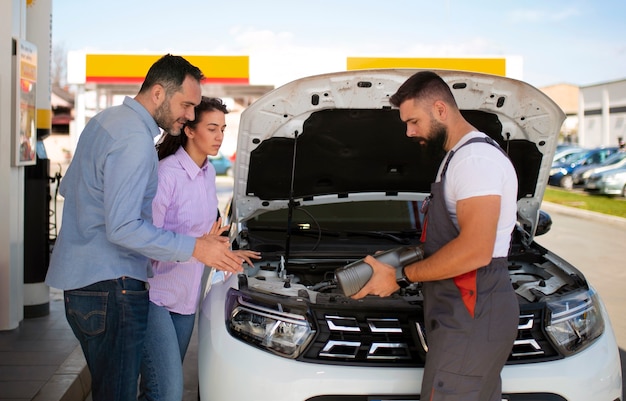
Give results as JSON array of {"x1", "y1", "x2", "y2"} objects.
[
  {"x1": 208, "y1": 151, "x2": 232, "y2": 175},
  {"x1": 197, "y1": 69, "x2": 622, "y2": 401},
  {"x1": 549, "y1": 147, "x2": 619, "y2": 189},
  {"x1": 584, "y1": 166, "x2": 626, "y2": 197},
  {"x1": 572, "y1": 150, "x2": 626, "y2": 186},
  {"x1": 556, "y1": 143, "x2": 576, "y2": 152},
  {"x1": 552, "y1": 146, "x2": 586, "y2": 164}
]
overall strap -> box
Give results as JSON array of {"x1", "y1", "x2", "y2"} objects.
[{"x1": 440, "y1": 136, "x2": 504, "y2": 178}]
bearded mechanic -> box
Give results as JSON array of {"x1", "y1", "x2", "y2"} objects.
[{"x1": 352, "y1": 71, "x2": 519, "y2": 401}]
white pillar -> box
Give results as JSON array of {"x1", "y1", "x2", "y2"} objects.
[
  {"x1": 72, "y1": 84, "x2": 86, "y2": 147},
  {"x1": 578, "y1": 90, "x2": 585, "y2": 147},
  {"x1": 601, "y1": 87, "x2": 610, "y2": 146},
  {"x1": 0, "y1": 0, "x2": 27, "y2": 331},
  {"x1": 67, "y1": 50, "x2": 87, "y2": 147}
]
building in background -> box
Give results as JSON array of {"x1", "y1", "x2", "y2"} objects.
[
  {"x1": 539, "y1": 83, "x2": 579, "y2": 144},
  {"x1": 579, "y1": 79, "x2": 626, "y2": 149}
]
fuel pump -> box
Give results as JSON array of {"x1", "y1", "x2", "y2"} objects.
[{"x1": 23, "y1": 0, "x2": 53, "y2": 318}]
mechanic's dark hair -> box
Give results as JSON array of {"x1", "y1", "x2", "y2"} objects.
[
  {"x1": 389, "y1": 71, "x2": 457, "y2": 108},
  {"x1": 139, "y1": 54, "x2": 204, "y2": 97},
  {"x1": 156, "y1": 97, "x2": 229, "y2": 160}
]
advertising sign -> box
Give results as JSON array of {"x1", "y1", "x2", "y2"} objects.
[{"x1": 13, "y1": 39, "x2": 37, "y2": 166}]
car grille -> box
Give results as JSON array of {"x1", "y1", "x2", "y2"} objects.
[
  {"x1": 301, "y1": 304, "x2": 560, "y2": 367},
  {"x1": 509, "y1": 307, "x2": 560, "y2": 363}
]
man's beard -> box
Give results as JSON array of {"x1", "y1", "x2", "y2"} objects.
[
  {"x1": 418, "y1": 119, "x2": 448, "y2": 163},
  {"x1": 154, "y1": 97, "x2": 182, "y2": 136}
]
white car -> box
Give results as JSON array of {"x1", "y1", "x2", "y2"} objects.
[{"x1": 198, "y1": 69, "x2": 622, "y2": 401}]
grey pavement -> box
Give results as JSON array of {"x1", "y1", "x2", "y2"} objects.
[{"x1": 0, "y1": 289, "x2": 90, "y2": 401}]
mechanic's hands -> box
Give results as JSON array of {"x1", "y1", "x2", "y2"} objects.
[{"x1": 350, "y1": 255, "x2": 400, "y2": 300}]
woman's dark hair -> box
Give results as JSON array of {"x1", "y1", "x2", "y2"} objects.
[
  {"x1": 156, "y1": 97, "x2": 229, "y2": 160},
  {"x1": 139, "y1": 54, "x2": 205, "y2": 96}
]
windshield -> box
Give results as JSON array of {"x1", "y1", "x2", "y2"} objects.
[
  {"x1": 554, "y1": 149, "x2": 586, "y2": 164},
  {"x1": 243, "y1": 200, "x2": 423, "y2": 255},
  {"x1": 602, "y1": 151, "x2": 626, "y2": 165},
  {"x1": 573, "y1": 148, "x2": 617, "y2": 165},
  {"x1": 247, "y1": 200, "x2": 421, "y2": 232}
]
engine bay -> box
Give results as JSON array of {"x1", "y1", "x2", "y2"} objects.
[{"x1": 236, "y1": 226, "x2": 585, "y2": 305}]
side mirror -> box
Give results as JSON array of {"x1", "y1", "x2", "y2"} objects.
[{"x1": 535, "y1": 210, "x2": 552, "y2": 236}]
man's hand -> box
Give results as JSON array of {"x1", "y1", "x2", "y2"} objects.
[
  {"x1": 192, "y1": 233, "x2": 244, "y2": 274},
  {"x1": 351, "y1": 255, "x2": 400, "y2": 299},
  {"x1": 192, "y1": 219, "x2": 262, "y2": 273}
]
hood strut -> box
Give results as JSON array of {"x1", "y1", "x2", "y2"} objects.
[{"x1": 284, "y1": 130, "x2": 300, "y2": 269}]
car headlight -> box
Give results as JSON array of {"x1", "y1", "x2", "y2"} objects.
[
  {"x1": 550, "y1": 167, "x2": 566, "y2": 176},
  {"x1": 225, "y1": 288, "x2": 316, "y2": 358},
  {"x1": 545, "y1": 288, "x2": 604, "y2": 356}
]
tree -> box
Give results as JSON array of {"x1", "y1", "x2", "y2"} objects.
[{"x1": 51, "y1": 43, "x2": 67, "y2": 87}]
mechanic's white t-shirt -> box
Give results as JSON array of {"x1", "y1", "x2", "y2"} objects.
[{"x1": 436, "y1": 131, "x2": 518, "y2": 257}]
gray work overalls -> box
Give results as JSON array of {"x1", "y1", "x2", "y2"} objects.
[{"x1": 419, "y1": 137, "x2": 519, "y2": 401}]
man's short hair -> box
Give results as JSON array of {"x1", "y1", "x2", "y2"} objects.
[
  {"x1": 139, "y1": 54, "x2": 204, "y2": 96},
  {"x1": 390, "y1": 71, "x2": 457, "y2": 108}
]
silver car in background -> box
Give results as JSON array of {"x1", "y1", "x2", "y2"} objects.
[
  {"x1": 573, "y1": 151, "x2": 626, "y2": 186},
  {"x1": 584, "y1": 165, "x2": 626, "y2": 196}
]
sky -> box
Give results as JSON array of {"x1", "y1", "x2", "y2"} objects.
[{"x1": 51, "y1": 0, "x2": 626, "y2": 89}]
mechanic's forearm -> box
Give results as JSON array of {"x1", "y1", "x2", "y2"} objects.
[{"x1": 404, "y1": 237, "x2": 493, "y2": 282}]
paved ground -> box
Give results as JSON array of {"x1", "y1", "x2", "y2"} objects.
[
  {"x1": 537, "y1": 201, "x2": 626, "y2": 400},
  {"x1": 0, "y1": 289, "x2": 90, "y2": 401}
]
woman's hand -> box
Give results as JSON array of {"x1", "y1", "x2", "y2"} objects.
[{"x1": 233, "y1": 250, "x2": 262, "y2": 267}]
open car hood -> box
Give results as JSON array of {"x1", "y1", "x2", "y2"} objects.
[{"x1": 233, "y1": 69, "x2": 565, "y2": 244}]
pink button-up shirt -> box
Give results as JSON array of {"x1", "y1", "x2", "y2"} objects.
[{"x1": 149, "y1": 147, "x2": 218, "y2": 314}]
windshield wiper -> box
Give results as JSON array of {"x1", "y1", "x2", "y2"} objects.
[
  {"x1": 342, "y1": 229, "x2": 417, "y2": 245},
  {"x1": 250, "y1": 226, "x2": 417, "y2": 245}
]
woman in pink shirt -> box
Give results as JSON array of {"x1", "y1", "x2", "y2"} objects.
[{"x1": 139, "y1": 97, "x2": 260, "y2": 401}]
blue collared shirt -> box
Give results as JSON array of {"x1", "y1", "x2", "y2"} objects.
[{"x1": 46, "y1": 97, "x2": 196, "y2": 290}]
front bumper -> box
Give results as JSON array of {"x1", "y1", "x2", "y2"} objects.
[
  {"x1": 585, "y1": 180, "x2": 622, "y2": 195},
  {"x1": 198, "y1": 277, "x2": 622, "y2": 401}
]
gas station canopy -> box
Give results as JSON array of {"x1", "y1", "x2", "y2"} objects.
[
  {"x1": 68, "y1": 53, "x2": 273, "y2": 102},
  {"x1": 85, "y1": 54, "x2": 250, "y2": 84}
]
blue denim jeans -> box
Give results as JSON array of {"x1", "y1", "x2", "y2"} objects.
[
  {"x1": 138, "y1": 301, "x2": 196, "y2": 401},
  {"x1": 64, "y1": 277, "x2": 149, "y2": 401}
]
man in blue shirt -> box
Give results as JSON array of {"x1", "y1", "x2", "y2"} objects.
[{"x1": 46, "y1": 54, "x2": 245, "y2": 401}]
